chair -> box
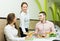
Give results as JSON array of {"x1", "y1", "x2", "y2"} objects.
[{"x1": 4, "y1": 34, "x2": 7, "y2": 41}]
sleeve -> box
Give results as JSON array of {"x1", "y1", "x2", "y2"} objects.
[
  {"x1": 27, "y1": 13, "x2": 30, "y2": 28},
  {"x1": 20, "y1": 14, "x2": 26, "y2": 33},
  {"x1": 50, "y1": 22, "x2": 56, "y2": 33},
  {"x1": 34, "y1": 24, "x2": 39, "y2": 34},
  {"x1": 4, "y1": 27, "x2": 25, "y2": 41}
]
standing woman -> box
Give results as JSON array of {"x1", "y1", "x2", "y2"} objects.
[
  {"x1": 19, "y1": 2, "x2": 30, "y2": 37},
  {"x1": 4, "y1": 13, "x2": 25, "y2": 41}
]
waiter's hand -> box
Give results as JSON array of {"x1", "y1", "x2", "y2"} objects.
[
  {"x1": 25, "y1": 35, "x2": 31, "y2": 40},
  {"x1": 24, "y1": 32, "x2": 28, "y2": 35}
]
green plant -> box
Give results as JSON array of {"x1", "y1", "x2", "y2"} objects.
[
  {"x1": 35, "y1": 0, "x2": 48, "y2": 19},
  {"x1": 35, "y1": 0, "x2": 60, "y2": 21},
  {"x1": 49, "y1": 3, "x2": 60, "y2": 22},
  {"x1": 35, "y1": 0, "x2": 42, "y2": 11}
]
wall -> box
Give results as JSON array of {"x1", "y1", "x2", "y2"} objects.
[
  {"x1": 0, "y1": 0, "x2": 40, "y2": 19},
  {"x1": 0, "y1": 0, "x2": 20, "y2": 18}
]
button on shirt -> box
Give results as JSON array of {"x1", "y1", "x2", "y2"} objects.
[
  {"x1": 35, "y1": 20, "x2": 55, "y2": 35},
  {"x1": 20, "y1": 11, "x2": 30, "y2": 33}
]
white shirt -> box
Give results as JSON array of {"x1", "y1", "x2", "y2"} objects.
[
  {"x1": 19, "y1": 11, "x2": 30, "y2": 33},
  {"x1": 4, "y1": 24, "x2": 25, "y2": 41}
]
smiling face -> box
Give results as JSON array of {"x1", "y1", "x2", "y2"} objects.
[
  {"x1": 39, "y1": 13, "x2": 46, "y2": 21},
  {"x1": 21, "y1": 2, "x2": 28, "y2": 13},
  {"x1": 21, "y1": 4, "x2": 28, "y2": 13}
]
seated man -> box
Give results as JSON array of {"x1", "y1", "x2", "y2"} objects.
[{"x1": 34, "y1": 11, "x2": 56, "y2": 38}]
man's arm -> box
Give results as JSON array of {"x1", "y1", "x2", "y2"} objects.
[
  {"x1": 34, "y1": 24, "x2": 39, "y2": 34},
  {"x1": 34, "y1": 24, "x2": 40, "y2": 38},
  {"x1": 50, "y1": 22, "x2": 56, "y2": 33}
]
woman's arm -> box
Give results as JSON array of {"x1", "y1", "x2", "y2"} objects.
[{"x1": 4, "y1": 27, "x2": 25, "y2": 41}]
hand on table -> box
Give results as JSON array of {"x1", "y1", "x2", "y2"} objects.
[{"x1": 25, "y1": 31, "x2": 33, "y2": 40}]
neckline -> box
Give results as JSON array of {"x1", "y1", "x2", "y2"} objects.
[
  {"x1": 8, "y1": 24, "x2": 14, "y2": 28},
  {"x1": 39, "y1": 20, "x2": 48, "y2": 24}
]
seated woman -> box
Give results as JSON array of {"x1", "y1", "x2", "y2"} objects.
[{"x1": 4, "y1": 13, "x2": 26, "y2": 41}]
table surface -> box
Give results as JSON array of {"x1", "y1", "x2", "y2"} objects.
[
  {"x1": 25, "y1": 31, "x2": 60, "y2": 41},
  {"x1": 25, "y1": 36, "x2": 57, "y2": 41}
]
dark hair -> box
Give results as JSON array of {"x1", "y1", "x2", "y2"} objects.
[
  {"x1": 7, "y1": 13, "x2": 17, "y2": 29},
  {"x1": 39, "y1": 11, "x2": 46, "y2": 16},
  {"x1": 21, "y1": 2, "x2": 28, "y2": 7},
  {"x1": 7, "y1": 13, "x2": 15, "y2": 24}
]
